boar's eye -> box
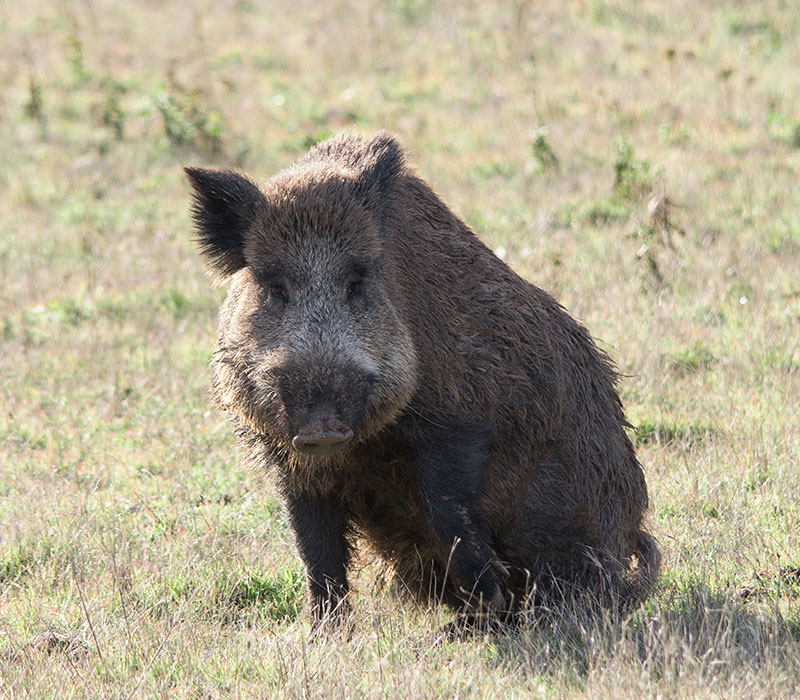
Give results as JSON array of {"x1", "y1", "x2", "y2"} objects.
[
  {"x1": 347, "y1": 277, "x2": 363, "y2": 299},
  {"x1": 269, "y1": 283, "x2": 289, "y2": 304}
]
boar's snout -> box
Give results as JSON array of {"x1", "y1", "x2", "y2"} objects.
[
  {"x1": 276, "y1": 361, "x2": 377, "y2": 457},
  {"x1": 291, "y1": 408, "x2": 354, "y2": 456}
]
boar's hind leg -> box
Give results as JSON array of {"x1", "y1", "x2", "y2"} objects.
[
  {"x1": 285, "y1": 491, "x2": 351, "y2": 622},
  {"x1": 411, "y1": 418, "x2": 505, "y2": 615}
]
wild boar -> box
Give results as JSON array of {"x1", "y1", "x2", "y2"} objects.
[{"x1": 185, "y1": 132, "x2": 660, "y2": 625}]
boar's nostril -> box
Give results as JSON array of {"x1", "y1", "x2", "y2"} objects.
[{"x1": 292, "y1": 428, "x2": 354, "y2": 456}]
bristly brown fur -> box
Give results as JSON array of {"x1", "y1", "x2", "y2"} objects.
[{"x1": 186, "y1": 131, "x2": 660, "y2": 624}]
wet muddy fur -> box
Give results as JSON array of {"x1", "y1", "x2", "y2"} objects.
[{"x1": 186, "y1": 132, "x2": 661, "y2": 625}]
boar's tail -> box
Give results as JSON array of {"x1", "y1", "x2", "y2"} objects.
[{"x1": 625, "y1": 530, "x2": 662, "y2": 608}]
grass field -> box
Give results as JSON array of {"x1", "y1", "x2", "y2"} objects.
[{"x1": 2, "y1": 0, "x2": 800, "y2": 697}]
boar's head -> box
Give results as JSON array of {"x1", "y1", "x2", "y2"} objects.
[{"x1": 186, "y1": 135, "x2": 417, "y2": 461}]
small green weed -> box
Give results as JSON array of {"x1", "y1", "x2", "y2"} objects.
[
  {"x1": 147, "y1": 567, "x2": 304, "y2": 624},
  {"x1": 0, "y1": 547, "x2": 37, "y2": 584},
  {"x1": 213, "y1": 568, "x2": 304, "y2": 623},
  {"x1": 634, "y1": 418, "x2": 716, "y2": 446},
  {"x1": 764, "y1": 107, "x2": 800, "y2": 148},
  {"x1": 390, "y1": 0, "x2": 432, "y2": 25},
  {"x1": 580, "y1": 140, "x2": 661, "y2": 230},
  {"x1": 613, "y1": 138, "x2": 652, "y2": 201},
  {"x1": 65, "y1": 27, "x2": 89, "y2": 85},
  {"x1": 473, "y1": 160, "x2": 516, "y2": 180},
  {"x1": 0, "y1": 538, "x2": 58, "y2": 585},
  {"x1": 97, "y1": 82, "x2": 126, "y2": 141},
  {"x1": 24, "y1": 75, "x2": 45, "y2": 122},
  {"x1": 667, "y1": 341, "x2": 716, "y2": 376},
  {"x1": 584, "y1": 196, "x2": 630, "y2": 226},
  {"x1": 529, "y1": 126, "x2": 559, "y2": 173},
  {"x1": 154, "y1": 84, "x2": 223, "y2": 155}
]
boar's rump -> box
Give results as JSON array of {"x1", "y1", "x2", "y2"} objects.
[{"x1": 185, "y1": 132, "x2": 660, "y2": 624}]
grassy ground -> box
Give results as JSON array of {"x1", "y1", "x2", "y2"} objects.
[{"x1": 2, "y1": 0, "x2": 800, "y2": 697}]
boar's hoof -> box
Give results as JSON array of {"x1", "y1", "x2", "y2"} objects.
[{"x1": 292, "y1": 428, "x2": 354, "y2": 456}]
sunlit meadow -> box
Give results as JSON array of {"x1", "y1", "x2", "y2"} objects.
[{"x1": 1, "y1": 1, "x2": 799, "y2": 697}]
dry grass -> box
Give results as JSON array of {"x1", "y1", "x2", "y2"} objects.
[{"x1": 2, "y1": 0, "x2": 800, "y2": 697}]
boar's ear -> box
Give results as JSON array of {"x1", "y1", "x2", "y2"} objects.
[
  {"x1": 355, "y1": 133, "x2": 403, "y2": 220},
  {"x1": 184, "y1": 167, "x2": 265, "y2": 278}
]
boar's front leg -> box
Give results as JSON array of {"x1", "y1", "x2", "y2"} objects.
[
  {"x1": 285, "y1": 490, "x2": 351, "y2": 623},
  {"x1": 411, "y1": 418, "x2": 506, "y2": 615}
]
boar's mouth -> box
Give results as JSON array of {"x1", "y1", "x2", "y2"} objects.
[
  {"x1": 288, "y1": 402, "x2": 357, "y2": 457},
  {"x1": 291, "y1": 427, "x2": 354, "y2": 456}
]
